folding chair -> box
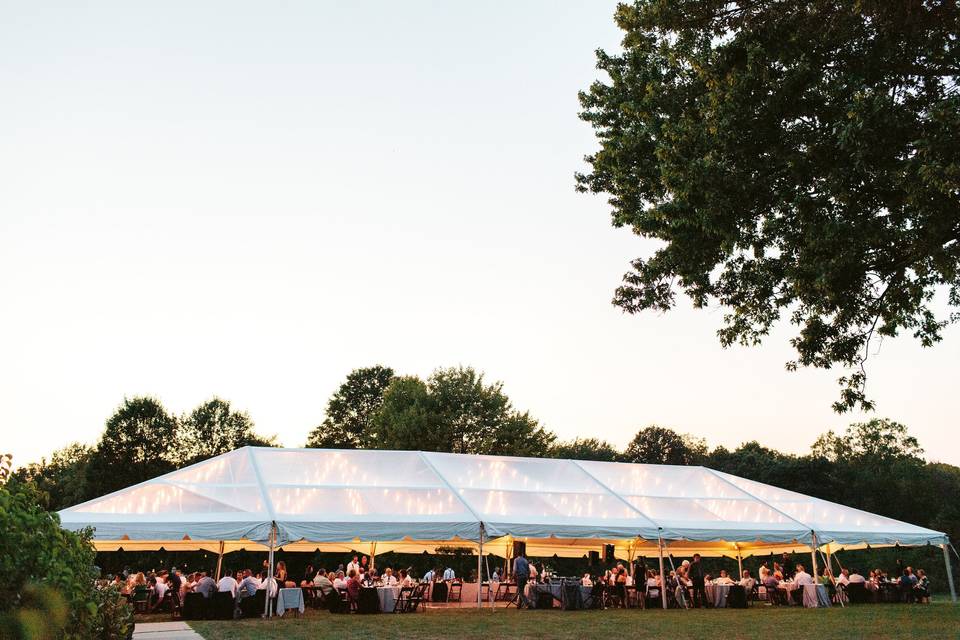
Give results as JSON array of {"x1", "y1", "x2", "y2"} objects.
[
  {"x1": 448, "y1": 580, "x2": 462, "y2": 603},
  {"x1": 393, "y1": 586, "x2": 413, "y2": 613}
]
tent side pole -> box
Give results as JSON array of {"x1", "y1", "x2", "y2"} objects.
[
  {"x1": 477, "y1": 524, "x2": 484, "y2": 609},
  {"x1": 265, "y1": 523, "x2": 276, "y2": 618},
  {"x1": 944, "y1": 543, "x2": 957, "y2": 603},
  {"x1": 214, "y1": 540, "x2": 225, "y2": 582},
  {"x1": 657, "y1": 534, "x2": 667, "y2": 610},
  {"x1": 810, "y1": 531, "x2": 819, "y2": 581},
  {"x1": 370, "y1": 542, "x2": 376, "y2": 572},
  {"x1": 736, "y1": 544, "x2": 743, "y2": 579}
]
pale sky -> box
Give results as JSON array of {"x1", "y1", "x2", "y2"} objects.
[{"x1": 2, "y1": 1, "x2": 958, "y2": 469}]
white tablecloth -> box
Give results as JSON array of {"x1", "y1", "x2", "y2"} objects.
[
  {"x1": 705, "y1": 583, "x2": 731, "y2": 607},
  {"x1": 275, "y1": 587, "x2": 304, "y2": 616},
  {"x1": 779, "y1": 582, "x2": 830, "y2": 608},
  {"x1": 377, "y1": 586, "x2": 400, "y2": 612}
]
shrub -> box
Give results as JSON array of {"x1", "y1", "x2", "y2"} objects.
[{"x1": 0, "y1": 482, "x2": 131, "y2": 639}]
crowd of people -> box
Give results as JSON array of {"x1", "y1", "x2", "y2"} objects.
[{"x1": 106, "y1": 549, "x2": 935, "y2": 616}]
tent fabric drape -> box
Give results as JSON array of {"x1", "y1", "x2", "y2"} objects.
[{"x1": 58, "y1": 447, "x2": 947, "y2": 553}]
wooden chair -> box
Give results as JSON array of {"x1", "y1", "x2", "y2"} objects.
[
  {"x1": 408, "y1": 583, "x2": 428, "y2": 612},
  {"x1": 448, "y1": 580, "x2": 462, "y2": 603}
]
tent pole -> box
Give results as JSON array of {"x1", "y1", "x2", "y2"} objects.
[
  {"x1": 944, "y1": 543, "x2": 957, "y2": 603},
  {"x1": 736, "y1": 544, "x2": 743, "y2": 579},
  {"x1": 214, "y1": 540, "x2": 225, "y2": 582},
  {"x1": 657, "y1": 533, "x2": 667, "y2": 610},
  {"x1": 477, "y1": 524, "x2": 484, "y2": 609},
  {"x1": 265, "y1": 522, "x2": 276, "y2": 618},
  {"x1": 370, "y1": 542, "x2": 376, "y2": 572},
  {"x1": 810, "y1": 531, "x2": 819, "y2": 581}
]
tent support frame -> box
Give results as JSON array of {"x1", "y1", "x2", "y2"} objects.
[
  {"x1": 944, "y1": 543, "x2": 957, "y2": 603},
  {"x1": 657, "y1": 532, "x2": 667, "y2": 610},
  {"x1": 477, "y1": 524, "x2": 484, "y2": 609},
  {"x1": 264, "y1": 522, "x2": 276, "y2": 618}
]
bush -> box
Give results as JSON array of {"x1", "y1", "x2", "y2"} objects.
[{"x1": 0, "y1": 482, "x2": 131, "y2": 639}]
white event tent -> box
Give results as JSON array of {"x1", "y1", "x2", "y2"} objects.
[{"x1": 58, "y1": 447, "x2": 956, "y2": 607}]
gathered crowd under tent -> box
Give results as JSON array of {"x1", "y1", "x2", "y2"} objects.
[{"x1": 58, "y1": 447, "x2": 957, "y2": 612}]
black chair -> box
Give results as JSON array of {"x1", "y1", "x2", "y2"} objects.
[
  {"x1": 210, "y1": 592, "x2": 235, "y2": 620},
  {"x1": 182, "y1": 592, "x2": 205, "y2": 620},
  {"x1": 448, "y1": 580, "x2": 462, "y2": 603},
  {"x1": 535, "y1": 589, "x2": 554, "y2": 609},
  {"x1": 562, "y1": 583, "x2": 583, "y2": 610},
  {"x1": 409, "y1": 583, "x2": 428, "y2": 612},
  {"x1": 393, "y1": 586, "x2": 413, "y2": 613},
  {"x1": 847, "y1": 582, "x2": 868, "y2": 604},
  {"x1": 727, "y1": 585, "x2": 747, "y2": 608},
  {"x1": 358, "y1": 587, "x2": 380, "y2": 614},
  {"x1": 239, "y1": 590, "x2": 266, "y2": 618}
]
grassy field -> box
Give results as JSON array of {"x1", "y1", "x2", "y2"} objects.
[{"x1": 187, "y1": 603, "x2": 960, "y2": 640}]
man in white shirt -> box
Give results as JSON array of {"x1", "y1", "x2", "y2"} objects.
[
  {"x1": 793, "y1": 564, "x2": 814, "y2": 586},
  {"x1": 423, "y1": 568, "x2": 436, "y2": 582},
  {"x1": 836, "y1": 569, "x2": 850, "y2": 586},
  {"x1": 715, "y1": 570, "x2": 735, "y2": 585},
  {"x1": 218, "y1": 572, "x2": 239, "y2": 598},
  {"x1": 848, "y1": 570, "x2": 866, "y2": 583},
  {"x1": 739, "y1": 569, "x2": 756, "y2": 591},
  {"x1": 442, "y1": 567, "x2": 455, "y2": 581},
  {"x1": 346, "y1": 556, "x2": 360, "y2": 577}
]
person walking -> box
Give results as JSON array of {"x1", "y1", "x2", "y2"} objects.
[
  {"x1": 689, "y1": 554, "x2": 706, "y2": 608},
  {"x1": 513, "y1": 552, "x2": 532, "y2": 608}
]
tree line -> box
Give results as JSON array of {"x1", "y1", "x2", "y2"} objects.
[{"x1": 12, "y1": 365, "x2": 960, "y2": 548}]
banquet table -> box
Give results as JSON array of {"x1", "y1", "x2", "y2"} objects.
[
  {"x1": 779, "y1": 582, "x2": 831, "y2": 608},
  {"x1": 532, "y1": 582, "x2": 594, "y2": 609},
  {"x1": 705, "y1": 583, "x2": 731, "y2": 608},
  {"x1": 377, "y1": 586, "x2": 400, "y2": 612},
  {"x1": 275, "y1": 587, "x2": 305, "y2": 616}
]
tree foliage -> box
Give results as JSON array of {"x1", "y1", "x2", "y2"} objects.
[
  {"x1": 812, "y1": 417, "x2": 924, "y2": 463},
  {"x1": 305, "y1": 366, "x2": 395, "y2": 448},
  {"x1": 179, "y1": 397, "x2": 276, "y2": 465},
  {"x1": 11, "y1": 443, "x2": 92, "y2": 512},
  {"x1": 373, "y1": 367, "x2": 556, "y2": 456},
  {"x1": 578, "y1": 0, "x2": 960, "y2": 412},
  {"x1": 85, "y1": 397, "x2": 178, "y2": 497},
  {"x1": 0, "y1": 481, "x2": 133, "y2": 639},
  {"x1": 622, "y1": 425, "x2": 707, "y2": 465},
  {"x1": 549, "y1": 437, "x2": 621, "y2": 462}
]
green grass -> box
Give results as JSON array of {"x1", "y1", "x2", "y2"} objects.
[{"x1": 187, "y1": 603, "x2": 960, "y2": 640}]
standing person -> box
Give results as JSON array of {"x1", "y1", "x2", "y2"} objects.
[
  {"x1": 346, "y1": 556, "x2": 360, "y2": 577},
  {"x1": 513, "y1": 551, "x2": 532, "y2": 608},
  {"x1": 689, "y1": 554, "x2": 706, "y2": 608},
  {"x1": 443, "y1": 566, "x2": 456, "y2": 581}
]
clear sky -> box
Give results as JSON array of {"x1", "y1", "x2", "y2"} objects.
[{"x1": 2, "y1": 1, "x2": 957, "y2": 468}]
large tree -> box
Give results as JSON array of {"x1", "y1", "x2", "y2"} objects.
[
  {"x1": 305, "y1": 365, "x2": 395, "y2": 448},
  {"x1": 578, "y1": 1, "x2": 960, "y2": 412},
  {"x1": 549, "y1": 437, "x2": 622, "y2": 462},
  {"x1": 85, "y1": 396, "x2": 178, "y2": 496},
  {"x1": 10, "y1": 443, "x2": 92, "y2": 511},
  {"x1": 374, "y1": 367, "x2": 556, "y2": 456},
  {"x1": 178, "y1": 397, "x2": 276, "y2": 465},
  {"x1": 622, "y1": 425, "x2": 707, "y2": 465}
]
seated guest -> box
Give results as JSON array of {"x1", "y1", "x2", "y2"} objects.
[
  {"x1": 301, "y1": 564, "x2": 316, "y2": 587},
  {"x1": 218, "y1": 570, "x2": 239, "y2": 598},
  {"x1": 346, "y1": 569, "x2": 361, "y2": 606},
  {"x1": 258, "y1": 572, "x2": 278, "y2": 598},
  {"x1": 333, "y1": 571, "x2": 347, "y2": 590},
  {"x1": 836, "y1": 569, "x2": 850, "y2": 586},
  {"x1": 866, "y1": 570, "x2": 880, "y2": 591},
  {"x1": 398, "y1": 569, "x2": 414, "y2": 588},
  {"x1": 363, "y1": 569, "x2": 377, "y2": 586},
  {"x1": 848, "y1": 569, "x2": 865, "y2": 584},
  {"x1": 313, "y1": 568, "x2": 335, "y2": 598},
  {"x1": 914, "y1": 569, "x2": 930, "y2": 602},
  {"x1": 899, "y1": 568, "x2": 917, "y2": 602},
  {"x1": 381, "y1": 568, "x2": 397, "y2": 586},
  {"x1": 762, "y1": 572, "x2": 779, "y2": 590},
  {"x1": 195, "y1": 571, "x2": 216, "y2": 598},
  {"x1": 793, "y1": 565, "x2": 813, "y2": 586},
  {"x1": 715, "y1": 570, "x2": 734, "y2": 585},
  {"x1": 150, "y1": 575, "x2": 168, "y2": 612},
  {"x1": 581, "y1": 573, "x2": 592, "y2": 587},
  {"x1": 758, "y1": 562, "x2": 770, "y2": 581},
  {"x1": 529, "y1": 563, "x2": 538, "y2": 583},
  {"x1": 238, "y1": 569, "x2": 259, "y2": 599},
  {"x1": 491, "y1": 569, "x2": 500, "y2": 582},
  {"x1": 739, "y1": 569, "x2": 755, "y2": 591}
]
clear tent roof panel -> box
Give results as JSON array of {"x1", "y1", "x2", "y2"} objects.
[{"x1": 57, "y1": 447, "x2": 947, "y2": 548}]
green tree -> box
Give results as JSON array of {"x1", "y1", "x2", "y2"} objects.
[
  {"x1": 10, "y1": 443, "x2": 92, "y2": 511},
  {"x1": 374, "y1": 367, "x2": 556, "y2": 456},
  {"x1": 550, "y1": 437, "x2": 621, "y2": 462},
  {"x1": 577, "y1": 1, "x2": 960, "y2": 412},
  {"x1": 622, "y1": 425, "x2": 707, "y2": 465},
  {"x1": 305, "y1": 366, "x2": 395, "y2": 448},
  {"x1": 178, "y1": 397, "x2": 276, "y2": 465},
  {"x1": 0, "y1": 481, "x2": 133, "y2": 639},
  {"x1": 85, "y1": 397, "x2": 178, "y2": 497},
  {"x1": 812, "y1": 418, "x2": 924, "y2": 463}
]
